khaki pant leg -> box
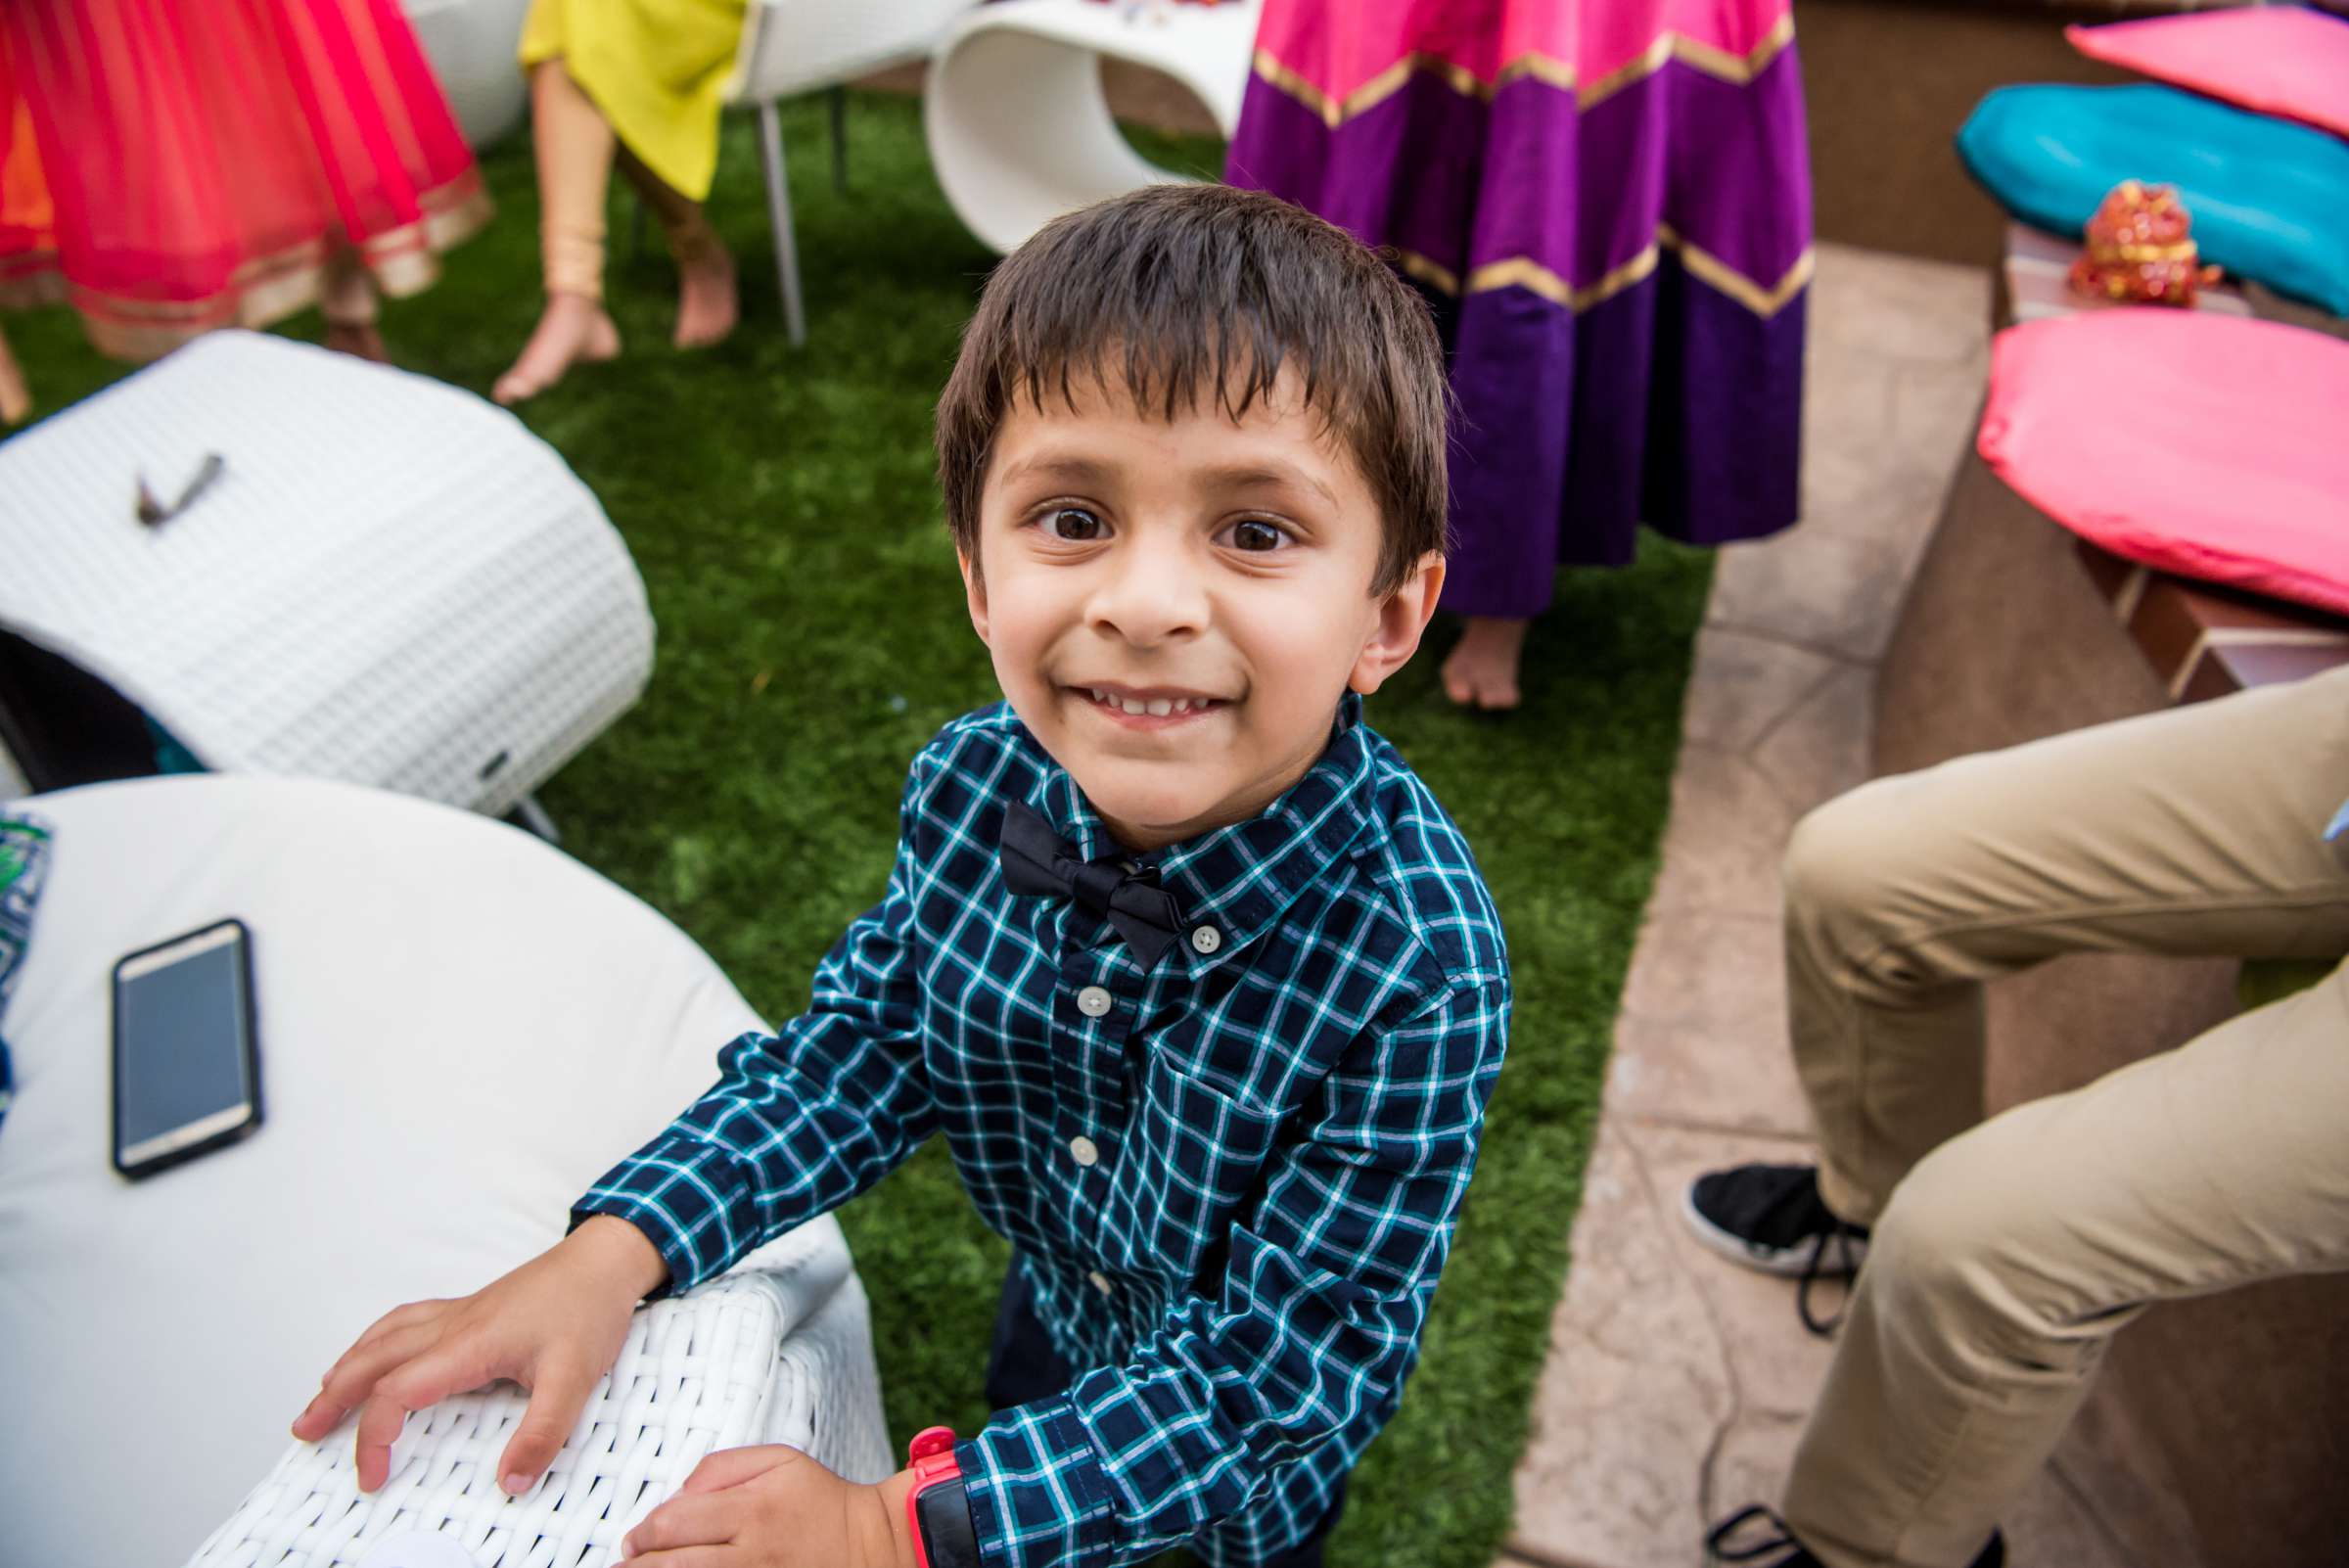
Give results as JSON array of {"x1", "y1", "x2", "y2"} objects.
[
  {"x1": 1783, "y1": 958, "x2": 2349, "y2": 1568},
  {"x1": 1783, "y1": 665, "x2": 2349, "y2": 1224}
]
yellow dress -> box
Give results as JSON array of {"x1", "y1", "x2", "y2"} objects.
[{"x1": 520, "y1": 0, "x2": 747, "y2": 203}]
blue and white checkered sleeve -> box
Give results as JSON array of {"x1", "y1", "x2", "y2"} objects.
[
  {"x1": 572, "y1": 779, "x2": 939, "y2": 1296},
  {"x1": 957, "y1": 977, "x2": 1511, "y2": 1568}
]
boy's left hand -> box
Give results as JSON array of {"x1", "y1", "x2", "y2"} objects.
[{"x1": 616, "y1": 1447, "x2": 919, "y2": 1568}]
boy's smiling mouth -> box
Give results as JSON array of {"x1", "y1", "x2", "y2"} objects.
[{"x1": 1069, "y1": 682, "x2": 1231, "y2": 727}]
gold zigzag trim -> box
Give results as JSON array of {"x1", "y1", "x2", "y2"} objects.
[
  {"x1": 1254, "y1": 12, "x2": 1794, "y2": 127},
  {"x1": 1663, "y1": 223, "x2": 1816, "y2": 316},
  {"x1": 1391, "y1": 248, "x2": 1462, "y2": 297},
  {"x1": 1497, "y1": 52, "x2": 1580, "y2": 95},
  {"x1": 1252, "y1": 46, "x2": 1575, "y2": 127},
  {"x1": 1661, "y1": 13, "x2": 1798, "y2": 96},
  {"x1": 1572, "y1": 33, "x2": 1674, "y2": 110},
  {"x1": 1573, "y1": 14, "x2": 1798, "y2": 107},
  {"x1": 1394, "y1": 230, "x2": 1814, "y2": 319}
]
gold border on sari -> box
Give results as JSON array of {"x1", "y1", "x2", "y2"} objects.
[
  {"x1": 0, "y1": 250, "x2": 67, "y2": 312},
  {"x1": 1389, "y1": 247, "x2": 1462, "y2": 297},
  {"x1": 1660, "y1": 223, "x2": 1815, "y2": 316},
  {"x1": 1393, "y1": 232, "x2": 1814, "y2": 321},
  {"x1": 1577, "y1": 14, "x2": 1797, "y2": 107},
  {"x1": 1253, "y1": 45, "x2": 1576, "y2": 128},
  {"x1": 26, "y1": 169, "x2": 494, "y2": 363},
  {"x1": 1254, "y1": 11, "x2": 1795, "y2": 127}
]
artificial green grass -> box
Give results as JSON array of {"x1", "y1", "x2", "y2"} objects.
[{"x1": 4, "y1": 91, "x2": 1711, "y2": 1566}]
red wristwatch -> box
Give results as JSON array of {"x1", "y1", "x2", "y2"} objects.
[{"x1": 903, "y1": 1425, "x2": 981, "y2": 1568}]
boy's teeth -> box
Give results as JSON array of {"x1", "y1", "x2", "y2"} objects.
[{"x1": 1084, "y1": 689, "x2": 1218, "y2": 716}]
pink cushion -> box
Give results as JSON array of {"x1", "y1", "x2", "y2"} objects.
[
  {"x1": 1978, "y1": 310, "x2": 2349, "y2": 617},
  {"x1": 2067, "y1": 10, "x2": 2349, "y2": 139}
]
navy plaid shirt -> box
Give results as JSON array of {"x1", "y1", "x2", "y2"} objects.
[{"x1": 576, "y1": 695, "x2": 1510, "y2": 1568}]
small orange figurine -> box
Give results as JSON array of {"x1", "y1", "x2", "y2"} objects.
[{"x1": 2068, "y1": 180, "x2": 2223, "y2": 307}]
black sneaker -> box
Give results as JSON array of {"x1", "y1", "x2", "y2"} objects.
[
  {"x1": 1683, "y1": 1163, "x2": 1869, "y2": 1336},
  {"x1": 1707, "y1": 1504, "x2": 2004, "y2": 1567}
]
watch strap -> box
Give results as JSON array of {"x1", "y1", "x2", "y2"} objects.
[
  {"x1": 905, "y1": 1426, "x2": 981, "y2": 1568},
  {"x1": 911, "y1": 1474, "x2": 983, "y2": 1568}
]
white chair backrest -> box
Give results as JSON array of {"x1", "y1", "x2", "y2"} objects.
[{"x1": 727, "y1": 0, "x2": 982, "y2": 104}]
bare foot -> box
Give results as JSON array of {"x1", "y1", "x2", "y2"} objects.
[
  {"x1": 323, "y1": 321, "x2": 392, "y2": 363},
  {"x1": 493, "y1": 292, "x2": 621, "y2": 405},
  {"x1": 0, "y1": 326, "x2": 29, "y2": 426},
  {"x1": 1441, "y1": 616, "x2": 1530, "y2": 710},
  {"x1": 670, "y1": 226, "x2": 738, "y2": 349}
]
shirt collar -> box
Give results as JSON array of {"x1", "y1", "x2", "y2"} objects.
[{"x1": 1020, "y1": 695, "x2": 1378, "y2": 975}]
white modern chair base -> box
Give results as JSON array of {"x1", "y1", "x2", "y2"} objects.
[
  {"x1": 723, "y1": 0, "x2": 978, "y2": 345},
  {"x1": 925, "y1": 0, "x2": 1259, "y2": 257}
]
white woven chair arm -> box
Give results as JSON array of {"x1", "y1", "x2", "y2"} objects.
[{"x1": 185, "y1": 1250, "x2": 894, "y2": 1568}]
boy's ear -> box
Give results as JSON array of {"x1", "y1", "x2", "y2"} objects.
[
  {"x1": 1349, "y1": 551, "x2": 1447, "y2": 696},
  {"x1": 960, "y1": 548, "x2": 990, "y2": 646}
]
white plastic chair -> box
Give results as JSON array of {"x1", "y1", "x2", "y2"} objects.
[
  {"x1": 924, "y1": 0, "x2": 1260, "y2": 257},
  {"x1": 722, "y1": 0, "x2": 980, "y2": 345},
  {"x1": 399, "y1": 0, "x2": 534, "y2": 150}
]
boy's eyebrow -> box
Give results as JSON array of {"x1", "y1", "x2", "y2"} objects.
[
  {"x1": 1199, "y1": 461, "x2": 1340, "y2": 510},
  {"x1": 994, "y1": 453, "x2": 1117, "y2": 491},
  {"x1": 992, "y1": 453, "x2": 1339, "y2": 510}
]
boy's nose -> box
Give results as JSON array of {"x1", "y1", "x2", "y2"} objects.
[{"x1": 1085, "y1": 532, "x2": 1208, "y2": 648}]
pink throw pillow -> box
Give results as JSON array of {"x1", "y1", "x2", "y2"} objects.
[
  {"x1": 1978, "y1": 309, "x2": 2349, "y2": 617},
  {"x1": 2067, "y1": 9, "x2": 2349, "y2": 139}
]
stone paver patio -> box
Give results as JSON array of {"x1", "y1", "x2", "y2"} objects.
[{"x1": 1496, "y1": 244, "x2": 2142, "y2": 1568}]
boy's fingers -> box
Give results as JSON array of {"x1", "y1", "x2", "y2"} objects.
[
  {"x1": 291, "y1": 1390, "x2": 351, "y2": 1441},
  {"x1": 318, "y1": 1300, "x2": 441, "y2": 1396},
  {"x1": 319, "y1": 1308, "x2": 438, "y2": 1396},
  {"x1": 494, "y1": 1356, "x2": 596, "y2": 1492},
  {"x1": 352, "y1": 1348, "x2": 484, "y2": 1493},
  {"x1": 679, "y1": 1444, "x2": 796, "y2": 1495},
  {"x1": 350, "y1": 1391, "x2": 410, "y2": 1494},
  {"x1": 616, "y1": 1548, "x2": 729, "y2": 1568},
  {"x1": 316, "y1": 1321, "x2": 442, "y2": 1414},
  {"x1": 346, "y1": 1299, "x2": 446, "y2": 1356},
  {"x1": 620, "y1": 1492, "x2": 738, "y2": 1557}
]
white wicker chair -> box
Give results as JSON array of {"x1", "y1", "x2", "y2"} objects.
[
  {"x1": 188, "y1": 1243, "x2": 894, "y2": 1568},
  {"x1": 722, "y1": 0, "x2": 979, "y2": 345},
  {"x1": 924, "y1": 0, "x2": 1260, "y2": 257},
  {"x1": 0, "y1": 331, "x2": 653, "y2": 825}
]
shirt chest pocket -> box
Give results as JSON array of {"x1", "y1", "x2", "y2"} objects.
[{"x1": 1097, "y1": 1056, "x2": 1284, "y2": 1288}]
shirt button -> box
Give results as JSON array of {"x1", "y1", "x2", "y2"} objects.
[
  {"x1": 1190, "y1": 924, "x2": 1221, "y2": 954},
  {"x1": 1068, "y1": 1134, "x2": 1100, "y2": 1168},
  {"x1": 1088, "y1": 1269, "x2": 1113, "y2": 1295},
  {"x1": 1076, "y1": 985, "x2": 1113, "y2": 1017}
]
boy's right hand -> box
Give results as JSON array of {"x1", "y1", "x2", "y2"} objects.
[{"x1": 290, "y1": 1214, "x2": 668, "y2": 1495}]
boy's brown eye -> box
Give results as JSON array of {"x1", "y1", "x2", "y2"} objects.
[
  {"x1": 1044, "y1": 507, "x2": 1103, "y2": 541},
  {"x1": 1231, "y1": 520, "x2": 1287, "y2": 551}
]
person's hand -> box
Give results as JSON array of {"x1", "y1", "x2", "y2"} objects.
[
  {"x1": 290, "y1": 1215, "x2": 668, "y2": 1494},
  {"x1": 617, "y1": 1449, "x2": 918, "y2": 1568}
]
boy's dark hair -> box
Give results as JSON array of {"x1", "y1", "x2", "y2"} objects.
[{"x1": 937, "y1": 183, "x2": 1451, "y2": 596}]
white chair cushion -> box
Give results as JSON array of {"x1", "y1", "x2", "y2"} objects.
[{"x1": 0, "y1": 776, "x2": 890, "y2": 1567}]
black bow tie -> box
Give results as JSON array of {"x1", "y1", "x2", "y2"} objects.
[{"x1": 998, "y1": 801, "x2": 1185, "y2": 967}]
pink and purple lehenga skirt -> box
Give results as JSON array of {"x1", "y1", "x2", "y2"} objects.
[{"x1": 1229, "y1": 0, "x2": 1813, "y2": 615}]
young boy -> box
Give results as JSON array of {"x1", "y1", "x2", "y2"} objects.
[{"x1": 294, "y1": 184, "x2": 1510, "y2": 1568}]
